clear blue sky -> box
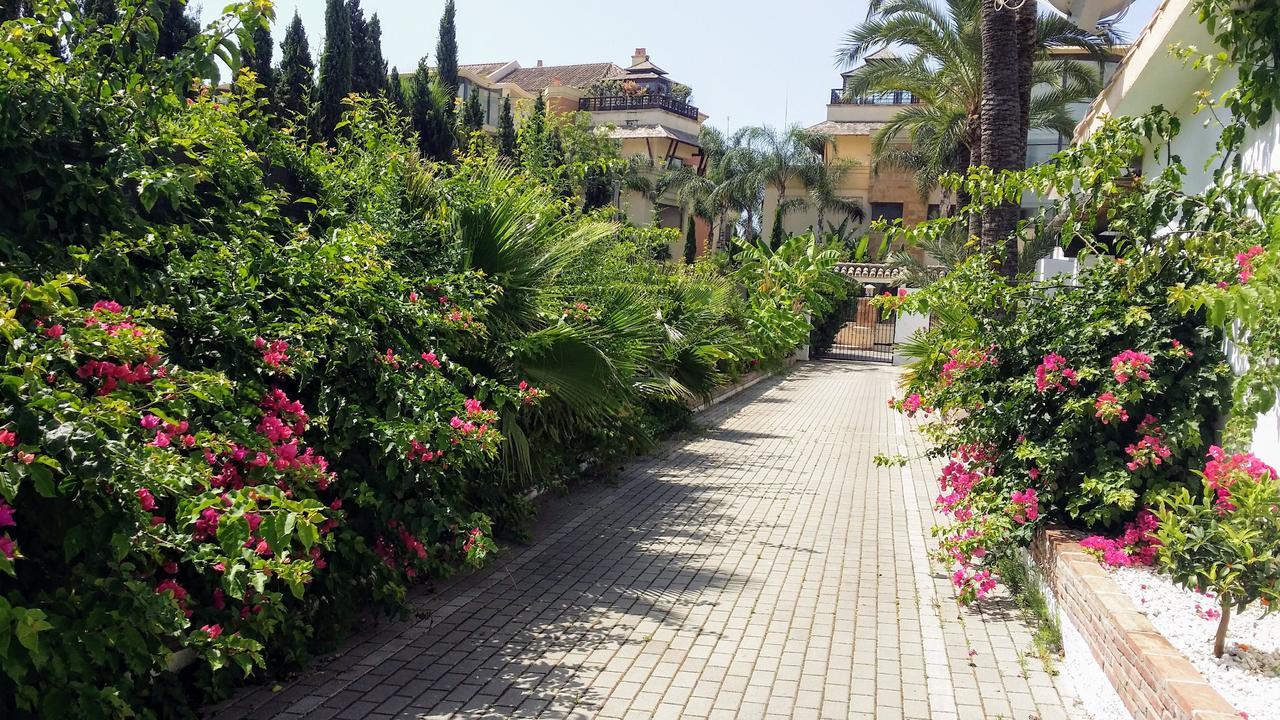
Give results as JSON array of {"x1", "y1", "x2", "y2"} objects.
[{"x1": 201, "y1": 0, "x2": 1162, "y2": 132}]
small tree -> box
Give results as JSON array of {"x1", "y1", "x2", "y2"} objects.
[
  {"x1": 462, "y1": 88, "x2": 485, "y2": 134},
  {"x1": 409, "y1": 58, "x2": 453, "y2": 161},
  {"x1": 498, "y1": 96, "x2": 517, "y2": 158},
  {"x1": 318, "y1": 0, "x2": 353, "y2": 139},
  {"x1": 242, "y1": 23, "x2": 274, "y2": 98},
  {"x1": 1155, "y1": 447, "x2": 1280, "y2": 657},
  {"x1": 275, "y1": 12, "x2": 316, "y2": 130},
  {"x1": 683, "y1": 216, "x2": 698, "y2": 264},
  {"x1": 769, "y1": 206, "x2": 785, "y2": 250},
  {"x1": 387, "y1": 66, "x2": 405, "y2": 111}
]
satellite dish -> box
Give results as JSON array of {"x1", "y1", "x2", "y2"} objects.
[{"x1": 1040, "y1": 0, "x2": 1135, "y2": 30}]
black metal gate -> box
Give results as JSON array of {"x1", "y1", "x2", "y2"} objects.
[{"x1": 814, "y1": 297, "x2": 896, "y2": 363}]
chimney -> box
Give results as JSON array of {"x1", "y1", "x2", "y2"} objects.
[
  {"x1": 631, "y1": 47, "x2": 648, "y2": 66},
  {"x1": 536, "y1": 59, "x2": 544, "y2": 68}
]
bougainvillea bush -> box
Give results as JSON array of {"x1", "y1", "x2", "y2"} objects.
[
  {"x1": 0, "y1": 3, "x2": 837, "y2": 716},
  {"x1": 878, "y1": 111, "x2": 1276, "y2": 602},
  {"x1": 892, "y1": 254, "x2": 1232, "y2": 601}
]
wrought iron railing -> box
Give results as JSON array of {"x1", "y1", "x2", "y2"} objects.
[
  {"x1": 829, "y1": 88, "x2": 921, "y2": 105},
  {"x1": 578, "y1": 95, "x2": 700, "y2": 120}
]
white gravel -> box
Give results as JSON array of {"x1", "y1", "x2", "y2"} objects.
[{"x1": 1111, "y1": 565, "x2": 1280, "y2": 720}]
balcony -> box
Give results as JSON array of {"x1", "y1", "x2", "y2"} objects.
[
  {"x1": 579, "y1": 94, "x2": 700, "y2": 121},
  {"x1": 829, "y1": 89, "x2": 921, "y2": 105}
]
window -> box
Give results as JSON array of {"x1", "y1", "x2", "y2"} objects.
[
  {"x1": 926, "y1": 204, "x2": 941, "y2": 220},
  {"x1": 870, "y1": 202, "x2": 904, "y2": 223}
]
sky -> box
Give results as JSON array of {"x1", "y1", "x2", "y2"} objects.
[{"x1": 200, "y1": 0, "x2": 1163, "y2": 132}]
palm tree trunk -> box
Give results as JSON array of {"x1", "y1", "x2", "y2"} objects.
[
  {"x1": 964, "y1": 118, "x2": 982, "y2": 239},
  {"x1": 979, "y1": 0, "x2": 1021, "y2": 276},
  {"x1": 1004, "y1": 0, "x2": 1038, "y2": 279}
]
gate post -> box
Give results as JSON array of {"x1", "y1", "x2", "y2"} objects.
[
  {"x1": 893, "y1": 288, "x2": 929, "y2": 366},
  {"x1": 793, "y1": 312, "x2": 811, "y2": 362}
]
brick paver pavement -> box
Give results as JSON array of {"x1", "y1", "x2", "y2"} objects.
[{"x1": 212, "y1": 362, "x2": 1086, "y2": 720}]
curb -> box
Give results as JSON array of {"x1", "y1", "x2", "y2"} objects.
[{"x1": 1030, "y1": 527, "x2": 1242, "y2": 720}]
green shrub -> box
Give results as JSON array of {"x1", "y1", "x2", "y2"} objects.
[{"x1": 0, "y1": 4, "x2": 841, "y2": 715}]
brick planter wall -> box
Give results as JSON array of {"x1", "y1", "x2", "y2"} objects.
[{"x1": 1029, "y1": 527, "x2": 1242, "y2": 720}]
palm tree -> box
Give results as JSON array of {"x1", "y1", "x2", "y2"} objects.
[
  {"x1": 741, "y1": 125, "x2": 828, "y2": 245},
  {"x1": 660, "y1": 126, "x2": 765, "y2": 251},
  {"x1": 805, "y1": 158, "x2": 866, "y2": 237},
  {"x1": 838, "y1": 0, "x2": 1114, "y2": 270}
]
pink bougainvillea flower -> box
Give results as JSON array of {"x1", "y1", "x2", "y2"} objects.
[
  {"x1": 1093, "y1": 392, "x2": 1129, "y2": 424},
  {"x1": 140, "y1": 414, "x2": 162, "y2": 429},
  {"x1": 15, "y1": 452, "x2": 34, "y2": 464},
  {"x1": 201, "y1": 624, "x2": 223, "y2": 639},
  {"x1": 92, "y1": 300, "x2": 123, "y2": 314},
  {"x1": 0, "y1": 500, "x2": 15, "y2": 528},
  {"x1": 44, "y1": 324, "x2": 64, "y2": 339},
  {"x1": 1010, "y1": 488, "x2": 1039, "y2": 525},
  {"x1": 1034, "y1": 353, "x2": 1078, "y2": 393},
  {"x1": 0, "y1": 429, "x2": 17, "y2": 447},
  {"x1": 1110, "y1": 349, "x2": 1153, "y2": 384},
  {"x1": 408, "y1": 290, "x2": 419, "y2": 302},
  {"x1": 194, "y1": 507, "x2": 221, "y2": 540},
  {"x1": 135, "y1": 487, "x2": 157, "y2": 511},
  {"x1": 0, "y1": 535, "x2": 15, "y2": 559},
  {"x1": 1236, "y1": 245, "x2": 1264, "y2": 284}
]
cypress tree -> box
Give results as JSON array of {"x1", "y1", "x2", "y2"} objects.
[
  {"x1": 348, "y1": 1, "x2": 386, "y2": 95},
  {"x1": 156, "y1": 0, "x2": 199, "y2": 58},
  {"x1": 684, "y1": 216, "x2": 698, "y2": 264},
  {"x1": 0, "y1": 1, "x2": 25, "y2": 20},
  {"x1": 387, "y1": 66, "x2": 405, "y2": 111},
  {"x1": 275, "y1": 12, "x2": 316, "y2": 127},
  {"x1": 770, "y1": 206, "x2": 785, "y2": 250},
  {"x1": 364, "y1": 14, "x2": 387, "y2": 92},
  {"x1": 242, "y1": 24, "x2": 274, "y2": 96},
  {"x1": 318, "y1": 0, "x2": 352, "y2": 139},
  {"x1": 409, "y1": 58, "x2": 453, "y2": 161},
  {"x1": 435, "y1": 0, "x2": 458, "y2": 98},
  {"x1": 497, "y1": 96, "x2": 517, "y2": 158},
  {"x1": 462, "y1": 88, "x2": 484, "y2": 134}
]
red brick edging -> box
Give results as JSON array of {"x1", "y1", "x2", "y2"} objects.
[{"x1": 1029, "y1": 527, "x2": 1242, "y2": 720}]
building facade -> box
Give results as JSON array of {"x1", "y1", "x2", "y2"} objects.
[
  {"x1": 764, "y1": 47, "x2": 1124, "y2": 251},
  {"x1": 458, "y1": 49, "x2": 712, "y2": 257},
  {"x1": 762, "y1": 50, "x2": 932, "y2": 253},
  {"x1": 1076, "y1": 0, "x2": 1280, "y2": 466}
]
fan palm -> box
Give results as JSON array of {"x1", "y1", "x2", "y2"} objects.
[{"x1": 837, "y1": 0, "x2": 1113, "y2": 207}]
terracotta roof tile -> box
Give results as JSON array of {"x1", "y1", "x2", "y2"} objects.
[
  {"x1": 499, "y1": 62, "x2": 626, "y2": 92},
  {"x1": 459, "y1": 62, "x2": 509, "y2": 78}
]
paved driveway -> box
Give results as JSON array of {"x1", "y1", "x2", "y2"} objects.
[{"x1": 212, "y1": 362, "x2": 1085, "y2": 720}]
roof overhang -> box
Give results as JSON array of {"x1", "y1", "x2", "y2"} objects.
[{"x1": 1074, "y1": 0, "x2": 1210, "y2": 141}]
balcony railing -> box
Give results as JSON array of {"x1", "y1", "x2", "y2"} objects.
[
  {"x1": 579, "y1": 94, "x2": 700, "y2": 121},
  {"x1": 829, "y1": 89, "x2": 921, "y2": 105}
]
